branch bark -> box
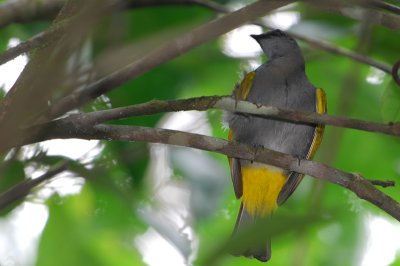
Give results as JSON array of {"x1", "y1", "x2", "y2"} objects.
[
  {"x1": 0, "y1": 0, "x2": 226, "y2": 66},
  {"x1": 322, "y1": 4, "x2": 400, "y2": 30},
  {"x1": 0, "y1": 0, "x2": 226, "y2": 29},
  {"x1": 43, "y1": 0, "x2": 292, "y2": 121},
  {"x1": 287, "y1": 31, "x2": 392, "y2": 74},
  {"x1": 0, "y1": 25, "x2": 65, "y2": 66},
  {"x1": 2, "y1": 0, "x2": 399, "y2": 30},
  {"x1": 57, "y1": 96, "x2": 400, "y2": 136},
  {"x1": 0, "y1": 162, "x2": 68, "y2": 211},
  {"x1": 366, "y1": 0, "x2": 400, "y2": 15},
  {"x1": 0, "y1": 0, "x2": 64, "y2": 28},
  {"x1": 2, "y1": 95, "x2": 400, "y2": 153},
  {"x1": 1, "y1": 0, "x2": 394, "y2": 76},
  {"x1": 16, "y1": 120, "x2": 400, "y2": 221}
]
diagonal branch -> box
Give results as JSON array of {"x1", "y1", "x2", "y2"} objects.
[
  {"x1": 0, "y1": 0, "x2": 226, "y2": 66},
  {"x1": 0, "y1": 25, "x2": 65, "y2": 66},
  {"x1": 21, "y1": 121, "x2": 400, "y2": 222},
  {"x1": 319, "y1": 3, "x2": 400, "y2": 30},
  {"x1": 286, "y1": 31, "x2": 392, "y2": 74},
  {"x1": 1, "y1": 0, "x2": 394, "y2": 74},
  {"x1": 0, "y1": 161, "x2": 68, "y2": 211},
  {"x1": 366, "y1": 0, "x2": 400, "y2": 15},
  {"x1": 0, "y1": 0, "x2": 395, "y2": 93},
  {"x1": 1, "y1": 0, "x2": 398, "y2": 30},
  {"x1": 43, "y1": 0, "x2": 292, "y2": 121},
  {"x1": 0, "y1": 0, "x2": 64, "y2": 28},
  {"x1": 0, "y1": 0, "x2": 225, "y2": 29}
]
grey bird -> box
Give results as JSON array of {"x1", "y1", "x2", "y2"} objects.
[{"x1": 226, "y1": 29, "x2": 327, "y2": 262}]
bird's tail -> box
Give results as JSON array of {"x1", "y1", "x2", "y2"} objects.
[{"x1": 231, "y1": 203, "x2": 271, "y2": 262}]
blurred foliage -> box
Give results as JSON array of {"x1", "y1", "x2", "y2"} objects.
[
  {"x1": 36, "y1": 185, "x2": 145, "y2": 266},
  {"x1": 382, "y1": 81, "x2": 400, "y2": 122},
  {"x1": 0, "y1": 1, "x2": 400, "y2": 266}
]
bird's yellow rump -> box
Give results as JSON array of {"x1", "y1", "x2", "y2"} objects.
[{"x1": 241, "y1": 166, "x2": 287, "y2": 216}]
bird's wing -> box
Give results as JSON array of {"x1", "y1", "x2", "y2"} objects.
[
  {"x1": 277, "y1": 88, "x2": 327, "y2": 205},
  {"x1": 228, "y1": 71, "x2": 255, "y2": 199}
]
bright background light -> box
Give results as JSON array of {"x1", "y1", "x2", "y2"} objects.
[{"x1": 0, "y1": 38, "x2": 28, "y2": 92}]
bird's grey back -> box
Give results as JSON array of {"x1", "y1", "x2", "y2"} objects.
[{"x1": 229, "y1": 55, "x2": 316, "y2": 158}]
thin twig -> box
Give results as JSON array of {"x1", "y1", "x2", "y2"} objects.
[
  {"x1": 0, "y1": 161, "x2": 68, "y2": 211},
  {"x1": 369, "y1": 179, "x2": 396, "y2": 188},
  {"x1": 252, "y1": 20, "x2": 393, "y2": 74},
  {"x1": 328, "y1": 4, "x2": 400, "y2": 30},
  {"x1": 288, "y1": 31, "x2": 392, "y2": 74},
  {"x1": 0, "y1": 27, "x2": 64, "y2": 66},
  {"x1": 367, "y1": 0, "x2": 400, "y2": 15}
]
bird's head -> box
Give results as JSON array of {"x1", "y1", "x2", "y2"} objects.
[{"x1": 251, "y1": 30, "x2": 301, "y2": 60}]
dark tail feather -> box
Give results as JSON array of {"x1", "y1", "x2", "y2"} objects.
[{"x1": 231, "y1": 203, "x2": 271, "y2": 262}]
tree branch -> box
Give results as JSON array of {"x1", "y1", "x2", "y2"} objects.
[
  {"x1": 1, "y1": 94, "x2": 398, "y2": 218},
  {"x1": 0, "y1": 25, "x2": 65, "y2": 66},
  {"x1": 0, "y1": 0, "x2": 226, "y2": 66},
  {"x1": 320, "y1": 3, "x2": 400, "y2": 30},
  {"x1": 0, "y1": 161, "x2": 68, "y2": 211},
  {"x1": 2, "y1": 0, "x2": 398, "y2": 30},
  {"x1": 121, "y1": 0, "x2": 229, "y2": 12},
  {"x1": 0, "y1": 0, "x2": 226, "y2": 29},
  {"x1": 2, "y1": 95, "x2": 400, "y2": 153},
  {"x1": 0, "y1": 0, "x2": 64, "y2": 28},
  {"x1": 203, "y1": 0, "x2": 396, "y2": 76},
  {"x1": 366, "y1": 0, "x2": 400, "y2": 16},
  {"x1": 287, "y1": 31, "x2": 392, "y2": 74},
  {"x1": 18, "y1": 121, "x2": 400, "y2": 222},
  {"x1": 0, "y1": 0, "x2": 395, "y2": 88},
  {"x1": 42, "y1": 0, "x2": 292, "y2": 121},
  {"x1": 203, "y1": 0, "x2": 396, "y2": 74},
  {"x1": 62, "y1": 96, "x2": 400, "y2": 137}
]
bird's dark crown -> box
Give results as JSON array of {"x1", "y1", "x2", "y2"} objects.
[{"x1": 251, "y1": 29, "x2": 289, "y2": 41}]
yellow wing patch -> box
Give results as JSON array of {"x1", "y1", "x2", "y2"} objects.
[
  {"x1": 228, "y1": 71, "x2": 256, "y2": 177},
  {"x1": 234, "y1": 71, "x2": 256, "y2": 100},
  {"x1": 241, "y1": 166, "x2": 287, "y2": 216},
  {"x1": 307, "y1": 88, "x2": 327, "y2": 159}
]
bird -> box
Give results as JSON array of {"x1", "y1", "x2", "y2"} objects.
[{"x1": 226, "y1": 29, "x2": 327, "y2": 262}]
